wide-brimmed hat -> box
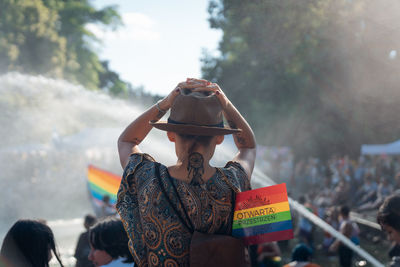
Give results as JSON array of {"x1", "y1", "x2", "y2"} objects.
[{"x1": 150, "y1": 89, "x2": 241, "y2": 136}]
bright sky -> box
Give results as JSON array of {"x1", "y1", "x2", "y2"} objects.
[{"x1": 91, "y1": 0, "x2": 222, "y2": 96}]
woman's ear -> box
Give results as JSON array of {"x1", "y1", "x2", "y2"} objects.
[
  {"x1": 215, "y1": 135, "x2": 224, "y2": 145},
  {"x1": 167, "y1": 132, "x2": 176, "y2": 142}
]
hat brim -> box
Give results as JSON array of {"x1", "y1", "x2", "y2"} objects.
[{"x1": 150, "y1": 121, "x2": 241, "y2": 136}]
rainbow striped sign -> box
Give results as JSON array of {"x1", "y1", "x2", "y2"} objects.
[
  {"x1": 232, "y1": 183, "x2": 293, "y2": 245},
  {"x1": 87, "y1": 165, "x2": 121, "y2": 208}
]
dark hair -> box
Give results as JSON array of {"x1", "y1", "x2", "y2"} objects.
[
  {"x1": 89, "y1": 218, "x2": 134, "y2": 263},
  {"x1": 291, "y1": 243, "x2": 312, "y2": 262},
  {"x1": 178, "y1": 134, "x2": 214, "y2": 154},
  {"x1": 340, "y1": 205, "x2": 350, "y2": 217},
  {"x1": 102, "y1": 195, "x2": 110, "y2": 203},
  {"x1": 84, "y1": 214, "x2": 97, "y2": 230},
  {"x1": 298, "y1": 195, "x2": 306, "y2": 204},
  {"x1": 377, "y1": 194, "x2": 400, "y2": 232},
  {"x1": 0, "y1": 219, "x2": 64, "y2": 267}
]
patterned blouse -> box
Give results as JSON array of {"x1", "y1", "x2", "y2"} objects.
[{"x1": 116, "y1": 153, "x2": 250, "y2": 267}]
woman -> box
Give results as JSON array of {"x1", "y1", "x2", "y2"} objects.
[
  {"x1": 377, "y1": 194, "x2": 400, "y2": 267},
  {"x1": 117, "y1": 78, "x2": 256, "y2": 266},
  {"x1": 0, "y1": 219, "x2": 64, "y2": 267},
  {"x1": 88, "y1": 218, "x2": 134, "y2": 267},
  {"x1": 74, "y1": 214, "x2": 97, "y2": 267}
]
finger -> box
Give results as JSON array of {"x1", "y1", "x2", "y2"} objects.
[
  {"x1": 177, "y1": 82, "x2": 187, "y2": 88},
  {"x1": 186, "y1": 79, "x2": 211, "y2": 86},
  {"x1": 187, "y1": 78, "x2": 209, "y2": 83}
]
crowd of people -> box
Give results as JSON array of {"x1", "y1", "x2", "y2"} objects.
[
  {"x1": 263, "y1": 153, "x2": 400, "y2": 266},
  {"x1": 265, "y1": 152, "x2": 400, "y2": 208},
  {"x1": 264, "y1": 153, "x2": 400, "y2": 219},
  {"x1": 292, "y1": 155, "x2": 400, "y2": 213}
]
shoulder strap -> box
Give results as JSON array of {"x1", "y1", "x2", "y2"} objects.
[{"x1": 154, "y1": 163, "x2": 194, "y2": 232}]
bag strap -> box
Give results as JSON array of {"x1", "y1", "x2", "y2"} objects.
[{"x1": 155, "y1": 163, "x2": 194, "y2": 232}]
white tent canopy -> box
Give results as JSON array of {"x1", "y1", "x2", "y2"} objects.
[{"x1": 361, "y1": 139, "x2": 400, "y2": 155}]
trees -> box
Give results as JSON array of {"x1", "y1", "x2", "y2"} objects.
[
  {"x1": 203, "y1": 0, "x2": 400, "y2": 159},
  {"x1": 0, "y1": 0, "x2": 128, "y2": 95},
  {"x1": 0, "y1": 0, "x2": 65, "y2": 76}
]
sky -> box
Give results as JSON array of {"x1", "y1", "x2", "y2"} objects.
[{"x1": 91, "y1": 0, "x2": 222, "y2": 96}]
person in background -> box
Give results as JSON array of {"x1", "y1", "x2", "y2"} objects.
[
  {"x1": 330, "y1": 176, "x2": 350, "y2": 207},
  {"x1": 329, "y1": 205, "x2": 360, "y2": 267},
  {"x1": 322, "y1": 207, "x2": 340, "y2": 254},
  {"x1": 100, "y1": 195, "x2": 116, "y2": 218},
  {"x1": 296, "y1": 195, "x2": 314, "y2": 249},
  {"x1": 74, "y1": 214, "x2": 97, "y2": 267},
  {"x1": 393, "y1": 172, "x2": 400, "y2": 194},
  {"x1": 377, "y1": 194, "x2": 400, "y2": 267},
  {"x1": 353, "y1": 156, "x2": 366, "y2": 188},
  {"x1": 353, "y1": 173, "x2": 377, "y2": 207},
  {"x1": 358, "y1": 176, "x2": 393, "y2": 211},
  {"x1": 257, "y1": 242, "x2": 282, "y2": 267},
  {"x1": 116, "y1": 78, "x2": 256, "y2": 266},
  {"x1": 283, "y1": 243, "x2": 320, "y2": 267},
  {"x1": 88, "y1": 218, "x2": 134, "y2": 267},
  {"x1": 0, "y1": 219, "x2": 64, "y2": 267}
]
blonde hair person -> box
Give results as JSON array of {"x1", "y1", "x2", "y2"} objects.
[{"x1": 116, "y1": 78, "x2": 256, "y2": 266}]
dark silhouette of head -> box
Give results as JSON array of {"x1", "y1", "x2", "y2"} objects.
[
  {"x1": 340, "y1": 205, "x2": 350, "y2": 218},
  {"x1": 0, "y1": 219, "x2": 63, "y2": 267},
  {"x1": 298, "y1": 195, "x2": 306, "y2": 205},
  {"x1": 83, "y1": 214, "x2": 97, "y2": 230},
  {"x1": 89, "y1": 218, "x2": 134, "y2": 263},
  {"x1": 102, "y1": 195, "x2": 110, "y2": 204},
  {"x1": 291, "y1": 243, "x2": 313, "y2": 262},
  {"x1": 377, "y1": 194, "x2": 400, "y2": 232}
]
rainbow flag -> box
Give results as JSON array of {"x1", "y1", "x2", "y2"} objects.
[
  {"x1": 232, "y1": 183, "x2": 293, "y2": 245},
  {"x1": 87, "y1": 165, "x2": 121, "y2": 210}
]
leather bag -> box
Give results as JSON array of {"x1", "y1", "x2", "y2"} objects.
[{"x1": 190, "y1": 230, "x2": 247, "y2": 267}]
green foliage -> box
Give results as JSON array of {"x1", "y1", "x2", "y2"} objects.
[
  {"x1": 99, "y1": 61, "x2": 128, "y2": 96},
  {"x1": 0, "y1": 0, "x2": 66, "y2": 76},
  {"x1": 0, "y1": 0, "x2": 128, "y2": 95},
  {"x1": 203, "y1": 0, "x2": 400, "y2": 159}
]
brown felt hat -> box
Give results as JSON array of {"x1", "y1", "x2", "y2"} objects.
[{"x1": 150, "y1": 89, "x2": 241, "y2": 136}]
